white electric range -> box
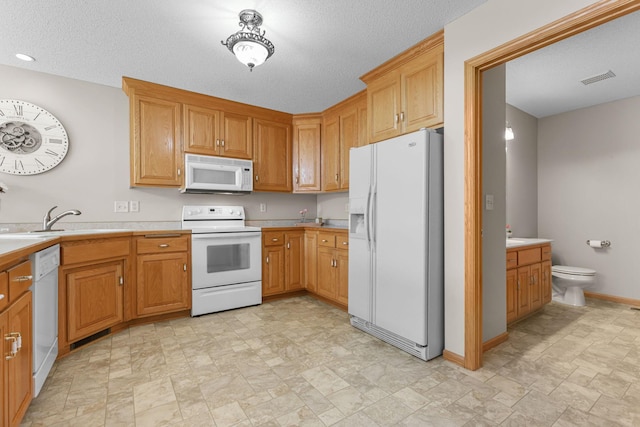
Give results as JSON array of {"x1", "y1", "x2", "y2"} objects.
[{"x1": 181, "y1": 205, "x2": 262, "y2": 316}]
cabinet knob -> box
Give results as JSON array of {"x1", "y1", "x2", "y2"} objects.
[
  {"x1": 12, "y1": 275, "x2": 32, "y2": 282},
  {"x1": 272, "y1": 238, "x2": 279, "y2": 242},
  {"x1": 158, "y1": 243, "x2": 170, "y2": 248},
  {"x1": 394, "y1": 114, "x2": 399, "y2": 124},
  {"x1": 221, "y1": 139, "x2": 225, "y2": 147},
  {"x1": 119, "y1": 276, "x2": 124, "y2": 286},
  {"x1": 216, "y1": 139, "x2": 220, "y2": 147},
  {"x1": 322, "y1": 239, "x2": 328, "y2": 243},
  {"x1": 335, "y1": 174, "x2": 339, "y2": 182},
  {"x1": 400, "y1": 111, "x2": 405, "y2": 122},
  {"x1": 183, "y1": 264, "x2": 187, "y2": 272},
  {"x1": 177, "y1": 168, "x2": 181, "y2": 176},
  {"x1": 266, "y1": 256, "x2": 269, "y2": 264},
  {"x1": 342, "y1": 241, "x2": 348, "y2": 245},
  {"x1": 0, "y1": 294, "x2": 4, "y2": 300},
  {"x1": 287, "y1": 242, "x2": 290, "y2": 249},
  {"x1": 255, "y1": 175, "x2": 259, "y2": 181}
]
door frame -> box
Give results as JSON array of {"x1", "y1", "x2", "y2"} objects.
[{"x1": 463, "y1": 0, "x2": 640, "y2": 370}]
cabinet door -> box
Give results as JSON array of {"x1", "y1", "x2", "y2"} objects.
[
  {"x1": 530, "y1": 262, "x2": 542, "y2": 311},
  {"x1": 136, "y1": 252, "x2": 189, "y2": 317},
  {"x1": 541, "y1": 260, "x2": 552, "y2": 304},
  {"x1": 66, "y1": 262, "x2": 124, "y2": 343},
  {"x1": 339, "y1": 107, "x2": 359, "y2": 190},
  {"x1": 367, "y1": 72, "x2": 400, "y2": 143},
  {"x1": 221, "y1": 112, "x2": 253, "y2": 159},
  {"x1": 253, "y1": 119, "x2": 292, "y2": 192},
  {"x1": 317, "y1": 247, "x2": 337, "y2": 300},
  {"x1": 183, "y1": 104, "x2": 221, "y2": 155},
  {"x1": 304, "y1": 232, "x2": 318, "y2": 292},
  {"x1": 400, "y1": 45, "x2": 443, "y2": 132},
  {"x1": 131, "y1": 95, "x2": 182, "y2": 187},
  {"x1": 285, "y1": 233, "x2": 305, "y2": 291},
  {"x1": 322, "y1": 115, "x2": 340, "y2": 191},
  {"x1": 293, "y1": 119, "x2": 322, "y2": 192},
  {"x1": 335, "y1": 249, "x2": 349, "y2": 306},
  {"x1": 506, "y1": 268, "x2": 518, "y2": 324},
  {"x1": 517, "y1": 266, "x2": 531, "y2": 317},
  {"x1": 5, "y1": 291, "x2": 32, "y2": 427},
  {"x1": 262, "y1": 246, "x2": 285, "y2": 296},
  {"x1": 0, "y1": 308, "x2": 6, "y2": 427}
]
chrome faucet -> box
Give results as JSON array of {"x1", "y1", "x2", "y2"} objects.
[{"x1": 42, "y1": 206, "x2": 82, "y2": 231}]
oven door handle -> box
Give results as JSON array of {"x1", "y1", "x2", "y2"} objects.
[{"x1": 191, "y1": 231, "x2": 262, "y2": 239}]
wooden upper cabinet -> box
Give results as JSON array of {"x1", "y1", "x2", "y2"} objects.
[
  {"x1": 361, "y1": 30, "x2": 443, "y2": 143},
  {"x1": 322, "y1": 114, "x2": 340, "y2": 192},
  {"x1": 321, "y1": 91, "x2": 367, "y2": 191},
  {"x1": 292, "y1": 115, "x2": 322, "y2": 193},
  {"x1": 184, "y1": 104, "x2": 252, "y2": 159},
  {"x1": 253, "y1": 118, "x2": 292, "y2": 192},
  {"x1": 129, "y1": 94, "x2": 183, "y2": 187}
]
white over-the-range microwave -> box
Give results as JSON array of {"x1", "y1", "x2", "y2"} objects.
[{"x1": 181, "y1": 154, "x2": 253, "y2": 194}]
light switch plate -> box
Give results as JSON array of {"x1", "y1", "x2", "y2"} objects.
[{"x1": 485, "y1": 194, "x2": 494, "y2": 211}]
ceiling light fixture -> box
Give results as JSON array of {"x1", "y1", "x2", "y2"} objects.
[
  {"x1": 15, "y1": 53, "x2": 35, "y2": 62},
  {"x1": 221, "y1": 9, "x2": 275, "y2": 72},
  {"x1": 505, "y1": 122, "x2": 514, "y2": 141}
]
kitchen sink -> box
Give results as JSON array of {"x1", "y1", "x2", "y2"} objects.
[{"x1": 0, "y1": 229, "x2": 130, "y2": 238}]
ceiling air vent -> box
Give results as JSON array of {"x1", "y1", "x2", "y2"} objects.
[{"x1": 580, "y1": 70, "x2": 616, "y2": 85}]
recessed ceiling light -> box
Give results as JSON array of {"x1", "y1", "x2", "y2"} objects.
[{"x1": 15, "y1": 53, "x2": 36, "y2": 62}]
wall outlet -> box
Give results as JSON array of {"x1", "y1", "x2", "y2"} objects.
[
  {"x1": 345, "y1": 202, "x2": 349, "y2": 212},
  {"x1": 129, "y1": 200, "x2": 139, "y2": 212},
  {"x1": 259, "y1": 203, "x2": 267, "y2": 212},
  {"x1": 114, "y1": 201, "x2": 129, "y2": 213},
  {"x1": 485, "y1": 194, "x2": 494, "y2": 211}
]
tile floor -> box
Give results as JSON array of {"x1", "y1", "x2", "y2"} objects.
[{"x1": 22, "y1": 296, "x2": 640, "y2": 426}]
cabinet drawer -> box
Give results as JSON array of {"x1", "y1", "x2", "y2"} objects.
[
  {"x1": 263, "y1": 231, "x2": 284, "y2": 246},
  {"x1": 0, "y1": 271, "x2": 8, "y2": 311},
  {"x1": 337, "y1": 235, "x2": 349, "y2": 249},
  {"x1": 541, "y1": 244, "x2": 552, "y2": 261},
  {"x1": 8, "y1": 260, "x2": 32, "y2": 303},
  {"x1": 506, "y1": 251, "x2": 518, "y2": 269},
  {"x1": 318, "y1": 233, "x2": 336, "y2": 248},
  {"x1": 518, "y1": 247, "x2": 541, "y2": 265},
  {"x1": 137, "y1": 236, "x2": 188, "y2": 254},
  {"x1": 62, "y1": 239, "x2": 130, "y2": 265}
]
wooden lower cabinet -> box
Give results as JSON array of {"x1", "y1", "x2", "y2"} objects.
[
  {"x1": 304, "y1": 231, "x2": 318, "y2": 293},
  {"x1": 262, "y1": 230, "x2": 304, "y2": 297},
  {"x1": 507, "y1": 243, "x2": 552, "y2": 324},
  {"x1": 315, "y1": 231, "x2": 349, "y2": 307},
  {"x1": 135, "y1": 235, "x2": 190, "y2": 317},
  {"x1": 65, "y1": 261, "x2": 125, "y2": 343},
  {"x1": 1, "y1": 260, "x2": 33, "y2": 427}
]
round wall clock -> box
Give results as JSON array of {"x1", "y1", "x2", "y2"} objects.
[{"x1": 0, "y1": 99, "x2": 69, "y2": 175}]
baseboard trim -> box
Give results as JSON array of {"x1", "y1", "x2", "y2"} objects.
[
  {"x1": 442, "y1": 349, "x2": 465, "y2": 367},
  {"x1": 483, "y1": 332, "x2": 508, "y2": 352},
  {"x1": 585, "y1": 291, "x2": 640, "y2": 308}
]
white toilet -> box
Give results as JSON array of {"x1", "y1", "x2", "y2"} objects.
[{"x1": 551, "y1": 265, "x2": 596, "y2": 306}]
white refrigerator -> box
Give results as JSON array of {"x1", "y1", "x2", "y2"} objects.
[{"x1": 348, "y1": 128, "x2": 443, "y2": 361}]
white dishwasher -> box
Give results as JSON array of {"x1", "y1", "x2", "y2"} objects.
[{"x1": 30, "y1": 244, "x2": 60, "y2": 397}]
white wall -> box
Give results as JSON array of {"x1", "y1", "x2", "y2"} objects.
[
  {"x1": 538, "y1": 95, "x2": 640, "y2": 300},
  {"x1": 482, "y1": 65, "x2": 507, "y2": 342},
  {"x1": 0, "y1": 64, "x2": 320, "y2": 229},
  {"x1": 444, "y1": 0, "x2": 595, "y2": 356},
  {"x1": 506, "y1": 104, "x2": 539, "y2": 237}
]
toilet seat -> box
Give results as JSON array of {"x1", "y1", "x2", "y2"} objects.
[{"x1": 552, "y1": 265, "x2": 596, "y2": 276}]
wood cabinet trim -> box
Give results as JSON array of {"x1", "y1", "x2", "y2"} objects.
[{"x1": 360, "y1": 30, "x2": 444, "y2": 84}]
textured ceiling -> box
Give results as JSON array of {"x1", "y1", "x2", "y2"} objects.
[
  {"x1": 3, "y1": 1, "x2": 637, "y2": 118},
  {"x1": 2, "y1": 0, "x2": 486, "y2": 114},
  {"x1": 506, "y1": 10, "x2": 640, "y2": 118}
]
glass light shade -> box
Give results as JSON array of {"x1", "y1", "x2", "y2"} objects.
[
  {"x1": 233, "y1": 41, "x2": 269, "y2": 68},
  {"x1": 505, "y1": 126, "x2": 514, "y2": 141}
]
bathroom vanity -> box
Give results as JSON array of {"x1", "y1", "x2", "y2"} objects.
[{"x1": 506, "y1": 239, "x2": 552, "y2": 324}]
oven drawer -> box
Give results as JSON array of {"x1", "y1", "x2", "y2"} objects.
[
  {"x1": 263, "y1": 231, "x2": 284, "y2": 247},
  {"x1": 137, "y1": 235, "x2": 189, "y2": 254}
]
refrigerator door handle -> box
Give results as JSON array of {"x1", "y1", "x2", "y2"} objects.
[
  {"x1": 365, "y1": 190, "x2": 372, "y2": 249},
  {"x1": 370, "y1": 186, "x2": 377, "y2": 244}
]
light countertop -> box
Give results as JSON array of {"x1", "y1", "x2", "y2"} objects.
[{"x1": 506, "y1": 237, "x2": 553, "y2": 249}]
